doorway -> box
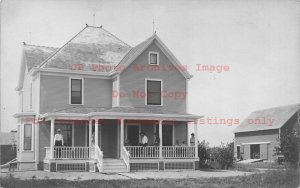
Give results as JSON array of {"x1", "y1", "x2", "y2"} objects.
[
  {"x1": 127, "y1": 125, "x2": 140, "y2": 146},
  {"x1": 101, "y1": 120, "x2": 118, "y2": 158},
  {"x1": 250, "y1": 144, "x2": 260, "y2": 159}
]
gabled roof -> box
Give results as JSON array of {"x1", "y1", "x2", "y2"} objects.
[
  {"x1": 17, "y1": 25, "x2": 193, "y2": 91},
  {"x1": 39, "y1": 25, "x2": 131, "y2": 72},
  {"x1": 114, "y1": 33, "x2": 193, "y2": 79},
  {"x1": 16, "y1": 44, "x2": 58, "y2": 91},
  {"x1": 234, "y1": 104, "x2": 300, "y2": 133}
]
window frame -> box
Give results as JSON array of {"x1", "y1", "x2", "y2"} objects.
[
  {"x1": 23, "y1": 124, "x2": 33, "y2": 151},
  {"x1": 69, "y1": 77, "x2": 84, "y2": 105},
  {"x1": 145, "y1": 78, "x2": 163, "y2": 106},
  {"x1": 148, "y1": 51, "x2": 159, "y2": 65}
]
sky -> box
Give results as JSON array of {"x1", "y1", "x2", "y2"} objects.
[{"x1": 1, "y1": 0, "x2": 300, "y2": 146}]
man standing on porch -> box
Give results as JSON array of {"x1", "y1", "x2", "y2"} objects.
[{"x1": 139, "y1": 132, "x2": 148, "y2": 146}]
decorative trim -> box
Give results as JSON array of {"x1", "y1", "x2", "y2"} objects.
[{"x1": 242, "y1": 142, "x2": 270, "y2": 145}]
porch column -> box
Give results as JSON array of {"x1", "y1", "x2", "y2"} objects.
[
  {"x1": 89, "y1": 120, "x2": 92, "y2": 147},
  {"x1": 194, "y1": 121, "x2": 198, "y2": 158},
  {"x1": 159, "y1": 120, "x2": 163, "y2": 158},
  {"x1": 120, "y1": 119, "x2": 124, "y2": 158},
  {"x1": 50, "y1": 118, "x2": 55, "y2": 159},
  {"x1": 95, "y1": 119, "x2": 99, "y2": 146}
]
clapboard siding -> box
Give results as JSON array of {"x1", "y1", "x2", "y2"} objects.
[
  {"x1": 39, "y1": 75, "x2": 112, "y2": 113},
  {"x1": 235, "y1": 129, "x2": 279, "y2": 160},
  {"x1": 39, "y1": 122, "x2": 50, "y2": 162},
  {"x1": 119, "y1": 42, "x2": 187, "y2": 113}
]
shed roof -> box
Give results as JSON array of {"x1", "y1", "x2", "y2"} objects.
[{"x1": 234, "y1": 104, "x2": 300, "y2": 133}]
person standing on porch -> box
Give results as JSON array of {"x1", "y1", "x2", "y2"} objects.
[
  {"x1": 139, "y1": 132, "x2": 148, "y2": 146},
  {"x1": 54, "y1": 129, "x2": 64, "y2": 158},
  {"x1": 190, "y1": 133, "x2": 195, "y2": 146}
]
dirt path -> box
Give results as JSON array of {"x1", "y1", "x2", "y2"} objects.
[{"x1": 0, "y1": 169, "x2": 254, "y2": 181}]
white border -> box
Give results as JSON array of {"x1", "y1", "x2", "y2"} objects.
[{"x1": 145, "y1": 78, "x2": 163, "y2": 106}]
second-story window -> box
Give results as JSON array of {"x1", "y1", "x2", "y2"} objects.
[
  {"x1": 149, "y1": 52, "x2": 159, "y2": 65},
  {"x1": 146, "y1": 79, "x2": 162, "y2": 105},
  {"x1": 71, "y1": 79, "x2": 83, "y2": 104}
]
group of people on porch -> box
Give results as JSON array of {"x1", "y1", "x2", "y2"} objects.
[
  {"x1": 124, "y1": 132, "x2": 196, "y2": 147},
  {"x1": 53, "y1": 129, "x2": 196, "y2": 147}
]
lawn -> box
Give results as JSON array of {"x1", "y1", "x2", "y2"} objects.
[{"x1": 0, "y1": 169, "x2": 298, "y2": 188}]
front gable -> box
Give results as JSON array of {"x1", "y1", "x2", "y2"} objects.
[{"x1": 118, "y1": 41, "x2": 188, "y2": 113}]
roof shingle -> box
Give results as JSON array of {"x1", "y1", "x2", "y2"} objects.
[{"x1": 234, "y1": 104, "x2": 300, "y2": 133}]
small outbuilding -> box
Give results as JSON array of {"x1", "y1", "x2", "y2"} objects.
[{"x1": 234, "y1": 104, "x2": 300, "y2": 161}]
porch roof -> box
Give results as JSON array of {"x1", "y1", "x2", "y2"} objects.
[{"x1": 40, "y1": 106, "x2": 202, "y2": 121}]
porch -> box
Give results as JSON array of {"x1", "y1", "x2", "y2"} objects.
[
  {"x1": 43, "y1": 145, "x2": 197, "y2": 172},
  {"x1": 40, "y1": 109, "x2": 200, "y2": 172}
]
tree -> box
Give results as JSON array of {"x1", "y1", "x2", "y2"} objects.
[{"x1": 274, "y1": 128, "x2": 299, "y2": 166}]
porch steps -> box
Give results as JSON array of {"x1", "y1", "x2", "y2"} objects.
[{"x1": 102, "y1": 159, "x2": 128, "y2": 173}]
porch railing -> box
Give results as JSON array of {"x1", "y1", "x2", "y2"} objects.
[
  {"x1": 125, "y1": 146, "x2": 159, "y2": 158},
  {"x1": 121, "y1": 146, "x2": 130, "y2": 171},
  {"x1": 162, "y1": 146, "x2": 195, "y2": 158},
  {"x1": 44, "y1": 147, "x2": 92, "y2": 159},
  {"x1": 95, "y1": 145, "x2": 103, "y2": 172},
  {"x1": 125, "y1": 146, "x2": 196, "y2": 158}
]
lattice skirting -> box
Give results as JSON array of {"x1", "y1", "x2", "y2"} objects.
[
  {"x1": 130, "y1": 162, "x2": 159, "y2": 171},
  {"x1": 164, "y1": 162, "x2": 194, "y2": 170},
  {"x1": 130, "y1": 161, "x2": 196, "y2": 171},
  {"x1": 57, "y1": 163, "x2": 86, "y2": 172}
]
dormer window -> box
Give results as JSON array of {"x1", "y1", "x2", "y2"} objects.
[
  {"x1": 149, "y1": 52, "x2": 159, "y2": 65},
  {"x1": 70, "y1": 78, "x2": 83, "y2": 105}
]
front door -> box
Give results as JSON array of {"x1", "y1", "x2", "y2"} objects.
[
  {"x1": 127, "y1": 125, "x2": 140, "y2": 146},
  {"x1": 101, "y1": 120, "x2": 118, "y2": 158},
  {"x1": 162, "y1": 125, "x2": 173, "y2": 146}
]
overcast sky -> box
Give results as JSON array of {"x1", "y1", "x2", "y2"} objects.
[{"x1": 1, "y1": 0, "x2": 299, "y2": 146}]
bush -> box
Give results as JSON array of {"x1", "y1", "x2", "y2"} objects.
[
  {"x1": 210, "y1": 142, "x2": 234, "y2": 169},
  {"x1": 274, "y1": 128, "x2": 299, "y2": 166},
  {"x1": 198, "y1": 140, "x2": 210, "y2": 168}
]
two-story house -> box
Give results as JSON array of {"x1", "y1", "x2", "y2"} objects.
[{"x1": 14, "y1": 25, "x2": 201, "y2": 172}]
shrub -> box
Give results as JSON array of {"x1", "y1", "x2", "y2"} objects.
[
  {"x1": 198, "y1": 140, "x2": 210, "y2": 168},
  {"x1": 274, "y1": 127, "x2": 299, "y2": 166},
  {"x1": 210, "y1": 142, "x2": 234, "y2": 169}
]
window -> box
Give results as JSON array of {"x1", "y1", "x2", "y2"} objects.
[
  {"x1": 146, "y1": 79, "x2": 162, "y2": 105},
  {"x1": 149, "y1": 52, "x2": 159, "y2": 65},
  {"x1": 24, "y1": 124, "x2": 32, "y2": 150},
  {"x1": 70, "y1": 79, "x2": 83, "y2": 104}
]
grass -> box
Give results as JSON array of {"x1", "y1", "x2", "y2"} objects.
[
  {"x1": 0, "y1": 168, "x2": 298, "y2": 188},
  {"x1": 232, "y1": 162, "x2": 286, "y2": 172}
]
